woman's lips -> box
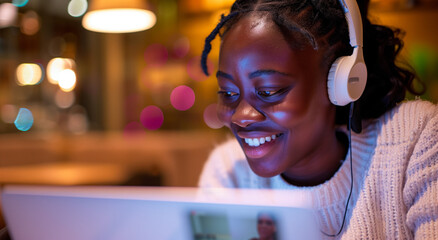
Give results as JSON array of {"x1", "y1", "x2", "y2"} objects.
[{"x1": 239, "y1": 133, "x2": 283, "y2": 159}]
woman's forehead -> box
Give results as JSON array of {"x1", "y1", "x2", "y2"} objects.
[
  {"x1": 223, "y1": 13, "x2": 275, "y2": 38},
  {"x1": 221, "y1": 13, "x2": 311, "y2": 51}
]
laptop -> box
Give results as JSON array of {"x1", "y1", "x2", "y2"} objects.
[{"x1": 1, "y1": 185, "x2": 322, "y2": 240}]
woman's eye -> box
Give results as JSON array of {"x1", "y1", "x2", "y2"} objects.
[
  {"x1": 257, "y1": 88, "x2": 287, "y2": 98},
  {"x1": 217, "y1": 90, "x2": 239, "y2": 98},
  {"x1": 257, "y1": 90, "x2": 277, "y2": 97}
]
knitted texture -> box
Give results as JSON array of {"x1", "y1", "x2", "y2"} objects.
[{"x1": 198, "y1": 100, "x2": 438, "y2": 239}]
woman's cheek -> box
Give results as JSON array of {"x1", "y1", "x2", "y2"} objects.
[{"x1": 267, "y1": 104, "x2": 303, "y2": 127}]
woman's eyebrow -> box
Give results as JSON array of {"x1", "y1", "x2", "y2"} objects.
[
  {"x1": 249, "y1": 69, "x2": 290, "y2": 79},
  {"x1": 216, "y1": 69, "x2": 290, "y2": 80},
  {"x1": 216, "y1": 70, "x2": 234, "y2": 80}
]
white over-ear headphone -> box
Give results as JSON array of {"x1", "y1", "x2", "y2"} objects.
[{"x1": 327, "y1": 0, "x2": 367, "y2": 106}]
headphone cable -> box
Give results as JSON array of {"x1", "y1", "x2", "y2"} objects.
[{"x1": 322, "y1": 102, "x2": 355, "y2": 237}]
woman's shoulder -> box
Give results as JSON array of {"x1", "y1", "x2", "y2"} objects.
[
  {"x1": 379, "y1": 100, "x2": 437, "y2": 125},
  {"x1": 392, "y1": 100, "x2": 437, "y2": 115},
  {"x1": 372, "y1": 100, "x2": 437, "y2": 142}
]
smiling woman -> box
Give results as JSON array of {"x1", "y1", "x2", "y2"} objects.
[
  {"x1": 215, "y1": 14, "x2": 342, "y2": 182},
  {"x1": 198, "y1": 0, "x2": 438, "y2": 239}
]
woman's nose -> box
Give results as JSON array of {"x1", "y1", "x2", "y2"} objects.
[{"x1": 231, "y1": 100, "x2": 265, "y2": 127}]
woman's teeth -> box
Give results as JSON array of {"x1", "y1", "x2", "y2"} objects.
[{"x1": 244, "y1": 134, "x2": 280, "y2": 147}]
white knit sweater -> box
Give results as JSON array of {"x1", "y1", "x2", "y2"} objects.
[{"x1": 198, "y1": 100, "x2": 438, "y2": 239}]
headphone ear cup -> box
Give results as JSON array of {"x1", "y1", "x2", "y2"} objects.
[
  {"x1": 327, "y1": 55, "x2": 367, "y2": 106},
  {"x1": 327, "y1": 56, "x2": 349, "y2": 106}
]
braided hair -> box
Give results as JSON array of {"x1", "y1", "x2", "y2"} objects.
[{"x1": 200, "y1": 0, "x2": 424, "y2": 124}]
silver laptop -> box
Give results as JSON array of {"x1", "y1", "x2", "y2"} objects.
[{"x1": 2, "y1": 185, "x2": 322, "y2": 240}]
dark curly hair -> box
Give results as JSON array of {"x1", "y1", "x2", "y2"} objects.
[{"x1": 200, "y1": 0, "x2": 424, "y2": 127}]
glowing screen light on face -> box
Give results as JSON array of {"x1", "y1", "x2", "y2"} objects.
[
  {"x1": 16, "y1": 63, "x2": 43, "y2": 86},
  {"x1": 14, "y1": 108, "x2": 33, "y2": 131},
  {"x1": 203, "y1": 103, "x2": 224, "y2": 129},
  {"x1": 140, "y1": 106, "x2": 164, "y2": 130},
  {"x1": 12, "y1": 0, "x2": 29, "y2": 7},
  {"x1": 68, "y1": 0, "x2": 88, "y2": 17},
  {"x1": 170, "y1": 85, "x2": 195, "y2": 111}
]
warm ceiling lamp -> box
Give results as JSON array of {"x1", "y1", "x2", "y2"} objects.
[{"x1": 82, "y1": 0, "x2": 156, "y2": 33}]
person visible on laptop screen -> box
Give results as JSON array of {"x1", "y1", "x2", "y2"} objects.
[
  {"x1": 198, "y1": 0, "x2": 438, "y2": 239},
  {"x1": 249, "y1": 212, "x2": 277, "y2": 240}
]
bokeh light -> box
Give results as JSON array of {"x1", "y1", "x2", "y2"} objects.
[
  {"x1": 144, "y1": 43, "x2": 169, "y2": 68},
  {"x1": 58, "y1": 69, "x2": 77, "y2": 92},
  {"x1": 170, "y1": 85, "x2": 195, "y2": 111},
  {"x1": 82, "y1": 9, "x2": 156, "y2": 33},
  {"x1": 0, "y1": 3, "x2": 17, "y2": 28},
  {"x1": 172, "y1": 37, "x2": 190, "y2": 59},
  {"x1": 1, "y1": 104, "x2": 18, "y2": 123},
  {"x1": 186, "y1": 56, "x2": 214, "y2": 82},
  {"x1": 21, "y1": 11, "x2": 40, "y2": 35},
  {"x1": 203, "y1": 103, "x2": 224, "y2": 129},
  {"x1": 47, "y1": 58, "x2": 76, "y2": 84},
  {"x1": 12, "y1": 0, "x2": 28, "y2": 7},
  {"x1": 140, "y1": 106, "x2": 164, "y2": 130},
  {"x1": 16, "y1": 63, "x2": 43, "y2": 86},
  {"x1": 67, "y1": 105, "x2": 89, "y2": 134},
  {"x1": 14, "y1": 108, "x2": 33, "y2": 132},
  {"x1": 55, "y1": 90, "x2": 75, "y2": 109},
  {"x1": 68, "y1": 0, "x2": 88, "y2": 17}
]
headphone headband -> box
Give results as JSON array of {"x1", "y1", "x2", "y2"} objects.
[
  {"x1": 327, "y1": 0, "x2": 367, "y2": 106},
  {"x1": 339, "y1": 0, "x2": 363, "y2": 48}
]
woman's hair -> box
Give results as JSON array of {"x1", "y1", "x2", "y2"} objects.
[{"x1": 200, "y1": 0, "x2": 424, "y2": 124}]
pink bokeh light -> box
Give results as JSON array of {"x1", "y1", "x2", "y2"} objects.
[
  {"x1": 170, "y1": 85, "x2": 195, "y2": 111},
  {"x1": 203, "y1": 103, "x2": 224, "y2": 129},
  {"x1": 140, "y1": 105, "x2": 164, "y2": 130}
]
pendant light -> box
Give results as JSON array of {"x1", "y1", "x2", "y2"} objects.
[{"x1": 82, "y1": 0, "x2": 156, "y2": 33}]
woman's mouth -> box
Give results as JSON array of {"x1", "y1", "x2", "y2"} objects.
[
  {"x1": 239, "y1": 133, "x2": 284, "y2": 159},
  {"x1": 243, "y1": 133, "x2": 282, "y2": 147}
]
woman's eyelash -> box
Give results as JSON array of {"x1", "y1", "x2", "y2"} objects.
[
  {"x1": 217, "y1": 90, "x2": 239, "y2": 97},
  {"x1": 257, "y1": 88, "x2": 289, "y2": 97}
]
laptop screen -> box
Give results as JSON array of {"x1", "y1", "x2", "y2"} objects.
[{"x1": 2, "y1": 185, "x2": 322, "y2": 240}]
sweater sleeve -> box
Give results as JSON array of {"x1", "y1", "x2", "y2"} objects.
[{"x1": 404, "y1": 103, "x2": 438, "y2": 239}]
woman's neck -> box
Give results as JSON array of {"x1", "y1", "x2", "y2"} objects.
[{"x1": 281, "y1": 131, "x2": 349, "y2": 186}]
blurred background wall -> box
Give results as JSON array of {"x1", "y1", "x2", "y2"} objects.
[{"x1": 0, "y1": 0, "x2": 437, "y2": 207}]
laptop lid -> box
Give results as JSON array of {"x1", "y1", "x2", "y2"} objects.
[{"x1": 2, "y1": 185, "x2": 322, "y2": 240}]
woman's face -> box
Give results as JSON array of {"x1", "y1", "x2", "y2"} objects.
[{"x1": 217, "y1": 14, "x2": 337, "y2": 179}]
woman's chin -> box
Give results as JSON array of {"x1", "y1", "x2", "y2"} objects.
[{"x1": 247, "y1": 160, "x2": 282, "y2": 178}]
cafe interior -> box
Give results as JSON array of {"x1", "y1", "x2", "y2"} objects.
[{"x1": 0, "y1": 0, "x2": 438, "y2": 229}]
